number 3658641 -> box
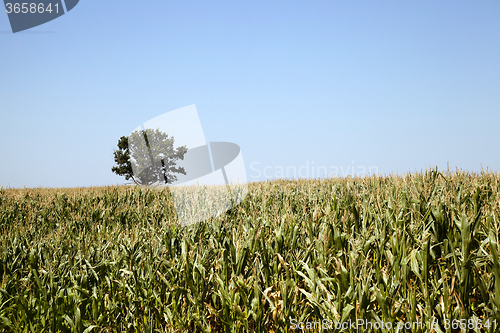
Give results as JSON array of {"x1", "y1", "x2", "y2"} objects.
[{"x1": 5, "y1": 3, "x2": 59, "y2": 14}]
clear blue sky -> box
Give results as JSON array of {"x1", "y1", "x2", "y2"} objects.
[{"x1": 1, "y1": 0, "x2": 499, "y2": 188}]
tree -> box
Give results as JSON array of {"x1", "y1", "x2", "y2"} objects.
[{"x1": 112, "y1": 129, "x2": 188, "y2": 185}]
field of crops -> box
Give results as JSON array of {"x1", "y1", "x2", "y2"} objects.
[{"x1": 1, "y1": 170, "x2": 500, "y2": 332}]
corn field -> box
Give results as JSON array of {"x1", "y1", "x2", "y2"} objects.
[{"x1": 1, "y1": 170, "x2": 500, "y2": 332}]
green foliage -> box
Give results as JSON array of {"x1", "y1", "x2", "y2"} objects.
[
  {"x1": 112, "y1": 129, "x2": 188, "y2": 186},
  {"x1": 111, "y1": 136, "x2": 133, "y2": 182},
  {"x1": 1, "y1": 170, "x2": 500, "y2": 332}
]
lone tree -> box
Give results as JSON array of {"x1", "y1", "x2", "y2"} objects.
[{"x1": 112, "y1": 129, "x2": 188, "y2": 185}]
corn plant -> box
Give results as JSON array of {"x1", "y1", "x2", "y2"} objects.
[{"x1": 0, "y1": 169, "x2": 499, "y2": 332}]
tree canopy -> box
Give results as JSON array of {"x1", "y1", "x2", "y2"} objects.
[{"x1": 112, "y1": 129, "x2": 188, "y2": 185}]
